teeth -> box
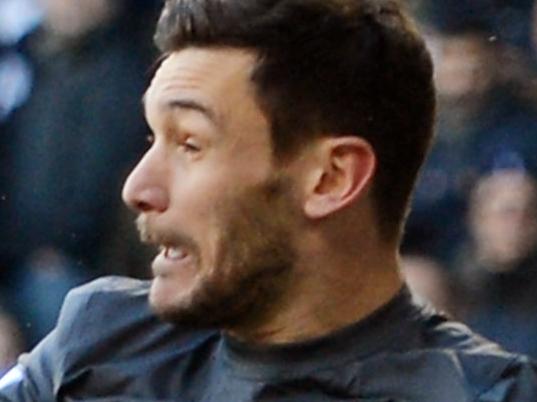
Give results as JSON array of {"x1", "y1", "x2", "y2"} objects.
[{"x1": 164, "y1": 247, "x2": 186, "y2": 260}]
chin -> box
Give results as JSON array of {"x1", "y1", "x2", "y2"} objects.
[
  {"x1": 148, "y1": 270, "x2": 255, "y2": 329},
  {"x1": 148, "y1": 274, "x2": 226, "y2": 328},
  {"x1": 149, "y1": 276, "x2": 195, "y2": 318}
]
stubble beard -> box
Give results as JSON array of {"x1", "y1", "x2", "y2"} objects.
[{"x1": 138, "y1": 177, "x2": 298, "y2": 330}]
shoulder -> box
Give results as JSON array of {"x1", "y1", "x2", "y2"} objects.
[
  {"x1": 354, "y1": 295, "x2": 537, "y2": 402},
  {"x1": 58, "y1": 276, "x2": 215, "y2": 362},
  {"x1": 57, "y1": 276, "x2": 220, "y2": 396},
  {"x1": 55, "y1": 276, "x2": 151, "y2": 335},
  {"x1": 8, "y1": 276, "x2": 219, "y2": 400},
  {"x1": 66, "y1": 275, "x2": 151, "y2": 301},
  {"x1": 40, "y1": 276, "x2": 219, "y2": 382},
  {"x1": 64, "y1": 275, "x2": 151, "y2": 315},
  {"x1": 415, "y1": 306, "x2": 537, "y2": 401}
]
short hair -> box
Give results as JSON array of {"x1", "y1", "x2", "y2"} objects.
[{"x1": 154, "y1": 0, "x2": 436, "y2": 241}]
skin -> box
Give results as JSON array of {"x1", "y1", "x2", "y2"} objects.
[
  {"x1": 36, "y1": 0, "x2": 118, "y2": 38},
  {"x1": 0, "y1": 315, "x2": 23, "y2": 371},
  {"x1": 470, "y1": 170, "x2": 537, "y2": 271},
  {"x1": 123, "y1": 47, "x2": 403, "y2": 344},
  {"x1": 401, "y1": 255, "x2": 452, "y2": 314},
  {"x1": 434, "y1": 33, "x2": 495, "y2": 101}
]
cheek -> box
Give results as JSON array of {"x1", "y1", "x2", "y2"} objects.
[
  {"x1": 168, "y1": 154, "x2": 272, "y2": 219},
  {"x1": 169, "y1": 167, "x2": 224, "y2": 213},
  {"x1": 166, "y1": 168, "x2": 235, "y2": 254}
]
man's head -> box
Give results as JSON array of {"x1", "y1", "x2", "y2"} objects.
[
  {"x1": 122, "y1": 0, "x2": 435, "y2": 332},
  {"x1": 124, "y1": 48, "x2": 301, "y2": 330},
  {"x1": 36, "y1": 0, "x2": 119, "y2": 38},
  {"x1": 154, "y1": 0, "x2": 435, "y2": 240},
  {"x1": 469, "y1": 170, "x2": 537, "y2": 272},
  {"x1": 432, "y1": 30, "x2": 497, "y2": 106}
]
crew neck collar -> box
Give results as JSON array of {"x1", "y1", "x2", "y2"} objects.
[{"x1": 220, "y1": 286, "x2": 422, "y2": 380}]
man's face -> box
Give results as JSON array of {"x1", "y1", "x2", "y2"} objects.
[
  {"x1": 122, "y1": 48, "x2": 299, "y2": 328},
  {"x1": 471, "y1": 172, "x2": 537, "y2": 270},
  {"x1": 434, "y1": 34, "x2": 494, "y2": 102},
  {"x1": 37, "y1": 0, "x2": 115, "y2": 38}
]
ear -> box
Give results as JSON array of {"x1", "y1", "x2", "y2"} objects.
[{"x1": 303, "y1": 136, "x2": 376, "y2": 219}]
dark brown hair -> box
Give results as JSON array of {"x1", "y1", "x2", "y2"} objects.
[{"x1": 154, "y1": 0, "x2": 436, "y2": 240}]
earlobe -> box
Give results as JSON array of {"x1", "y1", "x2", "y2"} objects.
[{"x1": 304, "y1": 137, "x2": 376, "y2": 219}]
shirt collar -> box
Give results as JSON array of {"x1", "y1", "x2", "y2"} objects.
[{"x1": 219, "y1": 286, "x2": 424, "y2": 379}]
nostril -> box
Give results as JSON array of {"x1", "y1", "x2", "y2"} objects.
[
  {"x1": 127, "y1": 187, "x2": 169, "y2": 213},
  {"x1": 135, "y1": 200, "x2": 154, "y2": 212}
]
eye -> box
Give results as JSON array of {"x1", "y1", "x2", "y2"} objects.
[{"x1": 181, "y1": 139, "x2": 201, "y2": 153}]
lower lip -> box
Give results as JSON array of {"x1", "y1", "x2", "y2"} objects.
[{"x1": 152, "y1": 249, "x2": 194, "y2": 277}]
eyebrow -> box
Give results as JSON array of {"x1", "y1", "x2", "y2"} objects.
[
  {"x1": 168, "y1": 99, "x2": 219, "y2": 125},
  {"x1": 142, "y1": 94, "x2": 220, "y2": 128}
]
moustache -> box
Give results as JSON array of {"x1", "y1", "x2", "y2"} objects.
[{"x1": 136, "y1": 215, "x2": 196, "y2": 251}]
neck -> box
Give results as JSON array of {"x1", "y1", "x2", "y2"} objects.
[{"x1": 226, "y1": 234, "x2": 403, "y2": 345}]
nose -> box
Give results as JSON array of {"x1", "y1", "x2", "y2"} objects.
[{"x1": 122, "y1": 147, "x2": 169, "y2": 213}]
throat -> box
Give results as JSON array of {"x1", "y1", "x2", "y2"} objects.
[{"x1": 225, "y1": 265, "x2": 403, "y2": 345}]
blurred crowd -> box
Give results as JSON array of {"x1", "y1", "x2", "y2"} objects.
[
  {"x1": 403, "y1": 0, "x2": 537, "y2": 360},
  {"x1": 0, "y1": 0, "x2": 537, "y2": 375},
  {"x1": 0, "y1": 0, "x2": 161, "y2": 373}
]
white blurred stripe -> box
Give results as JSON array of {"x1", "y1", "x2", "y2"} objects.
[
  {"x1": 0, "y1": 0, "x2": 42, "y2": 45},
  {"x1": 0, "y1": 365, "x2": 24, "y2": 390},
  {"x1": 0, "y1": 52, "x2": 33, "y2": 120}
]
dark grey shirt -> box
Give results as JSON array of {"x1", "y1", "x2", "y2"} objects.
[{"x1": 1, "y1": 276, "x2": 536, "y2": 401}]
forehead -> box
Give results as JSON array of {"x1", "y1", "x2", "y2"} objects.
[{"x1": 144, "y1": 47, "x2": 260, "y2": 117}]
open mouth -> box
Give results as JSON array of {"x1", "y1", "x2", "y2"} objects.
[
  {"x1": 160, "y1": 245, "x2": 188, "y2": 260},
  {"x1": 152, "y1": 244, "x2": 194, "y2": 278}
]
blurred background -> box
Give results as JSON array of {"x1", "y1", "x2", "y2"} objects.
[
  {"x1": 0, "y1": 0, "x2": 161, "y2": 373},
  {"x1": 0, "y1": 0, "x2": 537, "y2": 374},
  {"x1": 403, "y1": 0, "x2": 537, "y2": 360}
]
